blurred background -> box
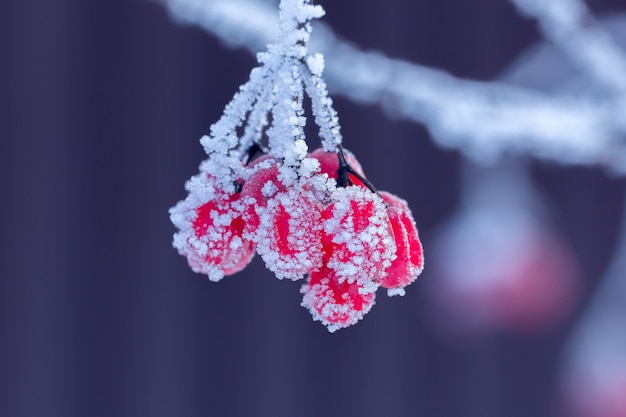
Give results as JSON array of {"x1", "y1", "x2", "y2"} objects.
[{"x1": 2, "y1": 0, "x2": 626, "y2": 416}]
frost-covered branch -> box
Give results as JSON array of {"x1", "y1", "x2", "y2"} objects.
[
  {"x1": 164, "y1": 0, "x2": 626, "y2": 171},
  {"x1": 318, "y1": 37, "x2": 623, "y2": 167},
  {"x1": 509, "y1": 0, "x2": 626, "y2": 94}
]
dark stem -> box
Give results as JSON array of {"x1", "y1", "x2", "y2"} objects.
[
  {"x1": 233, "y1": 180, "x2": 244, "y2": 193},
  {"x1": 336, "y1": 144, "x2": 379, "y2": 194},
  {"x1": 243, "y1": 142, "x2": 268, "y2": 165}
]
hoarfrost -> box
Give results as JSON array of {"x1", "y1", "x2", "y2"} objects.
[
  {"x1": 253, "y1": 181, "x2": 325, "y2": 280},
  {"x1": 323, "y1": 186, "x2": 396, "y2": 289},
  {"x1": 301, "y1": 271, "x2": 377, "y2": 332},
  {"x1": 306, "y1": 53, "x2": 324, "y2": 77},
  {"x1": 182, "y1": 0, "x2": 341, "y2": 192},
  {"x1": 168, "y1": 0, "x2": 424, "y2": 332},
  {"x1": 169, "y1": 172, "x2": 255, "y2": 282},
  {"x1": 387, "y1": 288, "x2": 406, "y2": 297}
]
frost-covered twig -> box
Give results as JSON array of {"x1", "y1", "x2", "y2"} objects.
[{"x1": 164, "y1": 0, "x2": 626, "y2": 171}]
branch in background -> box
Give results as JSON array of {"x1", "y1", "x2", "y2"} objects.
[
  {"x1": 508, "y1": 0, "x2": 626, "y2": 94},
  {"x1": 164, "y1": 0, "x2": 626, "y2": 172},
  {"x1": 166, "y1": 0, "x2": 277, "y2": 51}
]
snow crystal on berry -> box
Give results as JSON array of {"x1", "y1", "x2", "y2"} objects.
[
  {"x1": 170, "y1": 172, "x2": 255, "y2": 281},
  {"x1": 240, "y1": 158, "x2": 284, "y2": 238},
  {"x1": 322, "y1": 186, "x2": 396, "y2": 294},
  {"x1": 253, "y1": 178, "x2": 326, "y2": 280},
  {"x1": 301, "y1": 267, "x2": 377, "y2": 332}
]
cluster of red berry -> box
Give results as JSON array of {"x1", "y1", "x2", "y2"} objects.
[{"x1": 170, "y1": 147, "x2": 424, "y2": 332}]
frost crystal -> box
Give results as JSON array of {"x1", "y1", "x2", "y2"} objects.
[{"x1": 169, "y1": 0, "x2": 424, "y2": 332}]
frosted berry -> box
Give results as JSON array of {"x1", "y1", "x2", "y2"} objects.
[
  {"x1": 429, "y1": 208, "x2": 579, "y2": 334},
  {"x1": 170, "y1": 174, "x2": 255, "y2": 282},
  {"x1": 308, "y1": 147, "x2": 367, "y2": 188},
  {"x1": 488, "y1": 235, "x2": 578, "y2": 331},
  {"x1": 321, "y1": 186, "x2": 396, "y2": 292},
  {"x1": 254, "y1": 183, "x2": 325, "y2": 280},
  {"x1": 379, "y1": 191, "x2": 424, "y2": 296},
  {"x1": 301, "y1": 266, "x2": 377, "y2": 332},
  {"x1": 239, "y1": 157, "x2": 285, "y2": 238}
]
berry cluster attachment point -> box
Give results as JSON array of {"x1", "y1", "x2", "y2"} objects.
[{"x1": 169, "y1": 0, "x2": 424, "y2": 331}]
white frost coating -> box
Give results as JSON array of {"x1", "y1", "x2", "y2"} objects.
[
  {"x1": 168, "y1": 0, "x2": 427, "y2": 331},
  {"x1": 170, "y1": 0, "x2": 342, "y2": 284},
  {"x1": 253, "y1": 180, "x2": 327, "y2": 280},
  {"x1": 300, "y1": 274, "x2": 377, "y2": 333},
  {"x1": 306, "y1": 53, "x2": 324, "y2": 77},
  {"x1": 181, "y1": 0, "x2": 343, "y2": 192},
  {"x1": 299, "y1": 156, "x2": 321, "y2": 178},
  {"x1": 239, "y1": 85, "x2": 275, "y2": 153},
  {"x1": 165, "y1": 0, "x2": 626, "y2": 172},
  {"x1": 261, "y1": 180, "x2": 277, "y2": 198},
  {"x1": 387, "y1": 288, "x2": 406, "y2": 297},
  {"x1": 169, "y1": 171, "x2": 255, "y2": 281},
  {"x1": 303, "y1": 65, "x2": 343, "y2": 152},
  {"x1": 322, "y1": 46, "x2": 620, "y2": 166},
  {"x1": 323, "y1": 186, "x2": 396, "y2": 293}
]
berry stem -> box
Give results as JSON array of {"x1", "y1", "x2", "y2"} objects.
[
  {"x1": 337, "y1": 144, "x2": 379, "y2": 194},
  {"x1": 242, "y1": 142, "x2": 269, "y2": 165}
]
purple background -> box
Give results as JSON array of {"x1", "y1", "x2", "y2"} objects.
[{"x1": 1, "y1": 0, "x2": 625, "y2": 416}]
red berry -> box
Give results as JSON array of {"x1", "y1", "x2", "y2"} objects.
[
  {"x1": 380, "y1": 190, "x2": 409, "y2": 211},
  {"x1": 321, "y1": 186, "x2": 396, "y2": 291},
  {"x1": 308, "y1": 148, "x2": 367, "y2": 187},
  {"x1": 254, "y1": 182, "x2": 325, "y2": 280},
  {"x1": 430, "y1": 210, "x2": 578, "y2": 334},
  {"x1": 379, "y1": 191, "x2": 424, "y2": 295},
  {"x1": 171, "y1": 174, "x2": 255, "y2": 281},
  {"x1": 301, "y1": 266, "x2": 377, "y2": 332},
  {"x1": 488, "y1": 235, "x2": 578, "y2": 331},
  {"x1": 239, "y1": 157, "x2": 285, "y2": 238}
]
